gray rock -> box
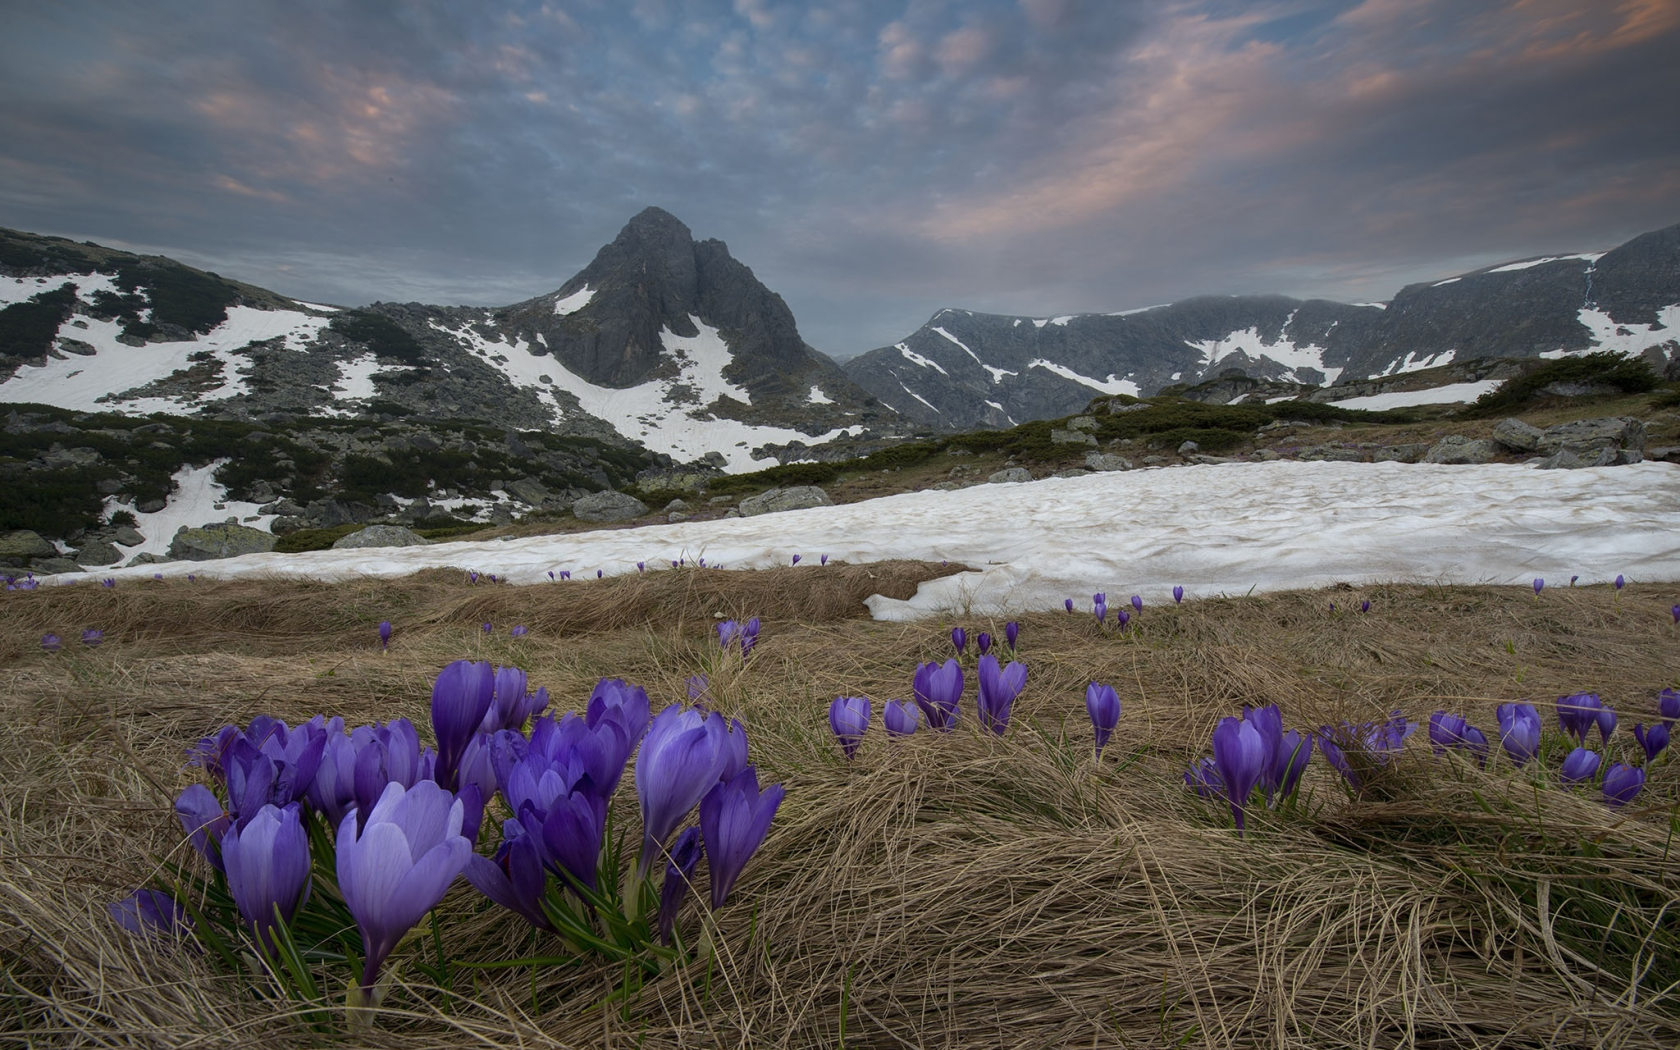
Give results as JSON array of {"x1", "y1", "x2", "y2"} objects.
[
  {"x1": 109, "y1": 526, "x2": 146, "y2": 547},
  {"x1": 1491, "y1": 418, "x2": 1545, "y2": 452},
  {"x1": 136, "y1": 498, "x2": 167, "y2": 514},
  {"x1": 1252, "y1": 448, "x2": 1282, "y2": 461},
  {"x1": 504, "y1": 477, "x2": 550, "y2": 506},
  {"x1": 988, "y1": 467, "x2": 1034, "y2": 484},
  {"x1": 73, "y1": 541, "x2": 123, "y2": 566},
  {"x1": 1051, "y1": 428, "x2": 1098, "y2": 446},
  {"x1": 739, "y1": 486, "x2": 834, "y2": 516},
  {"x1": 1066, "y1": 415, "x2": 1099, "y2": 432},
  {"x1": 1296, "y1": 445, "x2": 1365, "y2": 462},
  {"x1": 723, "y1": 508, "x2": 741, "y2": 518},
  {"x1": 1084, "y1": 452, "x2": 1133, "y2": 472},
  {"x1": 124, "y1": 551, "x2": 169, "y2": 567},
  {"x1": 668, "y1": 512, "x2": 689, "y2": 522},
  {"x1": 708, "y1": 495, "x2": 735, "y2": 505},
  {"x1": 664, "y1": 498, "x2": 691, "y2": 512},
  {"x1": 331, "y1": 524, "x2": 431, "y2": 549},
  {"x1": 168, "y1": 523, "x2": 279, "y2": 561},
  {"x1": 1177, "y1": 440, "x2": 1200, "y2": 455},
  {"x1": 1423, "y1": 436, "x2": 1499, "y2": 464},
  {"x1": 0, "y1": 530, "x2": 57, "y2": 564},
  {"x1": 1539, "y1": 381, "x2": 1619, "y2": 398},
  {"x1": 30, "y1": 557, "x2": 84, "y2": 575},
  {"x1": 1647, "y1": 445, "x2": 1680, "y2": 463},
  {"x1": 1052, "y1": 468, "x2": 1092, "y2": 478},
  {"x1": 1372, "y1": 444, "x2": 1429, "y2": 463},
  {"x1": 41, "y1": 446, "x2": 102, "y2": 469},
  {"x1": 571, "y1": 490, "x2": 649, "y2": 522},
  {"x1": 1537, "y1": 416, "x2": 1646, "y2": 456},
  {"x1": 1188, "y1": 454, "x2": 1245, "y2": 465},
  {"x1": 1106, "y1": 400, "x2": 1150, "y2": 414},
  {"x1": 1536, "y1": 447, "x2": 1628, "y2": 469}
]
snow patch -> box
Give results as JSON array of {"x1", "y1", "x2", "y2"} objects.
[
  {"x1": 807, "y1": 385, "x2": 834, "y2": 405},
  {"x1": 1184, "y1": 327, "x2": 1338, "y2": 384},
  {"x1": 1573, "y1": 305, "x2": 1680, "y2": 357},
  {"x1": 1049, "y1": 315, "x2": 1076, "y2": 326},
  {"x1": 102, "y1": 462, "x2": 279, "y2": 562},
  {"x1": 1328, "y1": 380, "x2": 1503, "y2": 411},
  {"x1": 898, "y1": 382, "x2": 940, "y2": 413},
  {"x1": 1110, "y1": 303, "x2": 1173, "y2": 316},
  {"x1": 333, "y1": 354, "x2": 382, "y2": 402},
  {"x1": 897, "y1": 343, "x2": 949, "y2": 375},
  {"x1": 1028, "y1": 359, "x2": 1140, "y2": 396},
  {"x1": 1431, "y1": 277, "x2": 1461, "y2": 288},
  {"x1": 1378, "y1": 349, "x2": 1458, "y2": 377},
  {"x1": 553, "y1": 286, "x2": 594, "y2": 316},
  {"x1": 1486, "y1": 253, "x2": 1605, "y2": 274}
]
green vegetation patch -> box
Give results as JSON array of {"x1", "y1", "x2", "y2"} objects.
[
  {"x1": 1464, "y1": 353, "x2": 1659, "y2": 417},
  {"x1": 272, "y1": 523, "x2": 362, "y2": 552},
  {"x1": 0, "y1": 282, "x2": 79, "y2": 364},
  {"x1": 330, "y1": 311, "x2": 429, "y2": 365},
  {"x1": 112, "y1": 260, "x2": 242, "y2": 336}
]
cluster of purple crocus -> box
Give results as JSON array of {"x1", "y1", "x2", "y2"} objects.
[
  {"x1": 1185, "y1": 704, "x2": 1317, "y2": 835},
  {"x1": 135, "y1": 656, "x2": 784, "y2": 1007},
  {"x1": 39, "y1": 629, "x2": 104, "y2": 651},
  {"x1": 716, "y1": 617, "x2": 761, "y2": 657}
]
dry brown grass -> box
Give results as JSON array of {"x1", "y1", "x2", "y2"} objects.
[{"x1": 2, "y1": 568, "x2": 1678, "y2": 1048}]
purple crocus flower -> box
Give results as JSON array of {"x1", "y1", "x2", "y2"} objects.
[
  {"x1": 431, "y1": 660, "x2": 495, "y2": 791},
  {"x1": 1173, "y1": 585, "x2": 1184, "y2": 604},
  {"x1": 1672, "y1": 604, "x2": 1679, "y2": 624},
  {"x1": 469, "y1": 572, "x2": 479, "y2": 585},
  {"x1": 1560, "y1": 747, "x2": 1602, "y2": 784},
  {"x1": 481, "y1": 622, "x2": 492, "y2": 634},
  {"x1": 1533, "y1": 578, "x2": 1544, "y2": 596},
  {"x1": 221, "y1": 802, "x2": 311, "y2": 955},
  {"x1": 686, "y1": 674, "x2": 711, "y2": 707},
  {"x1": 101, "y1": 578, "x2": 115, "y2": 588},
  {"x1": 791, "y1": 554, "x2": 801, "y2": 565},
  {"x1": 951, "y1": 627, "x2": 966, "y2": 655},
  {"x1": 1429, "y1": 711, "x2": 1488, "y2": 765},
  {"x1": 1556, "y1": 693, "x2": 1606, "y2": 745},
  {"x1": 537, "y1": 789, "x2": 609, "y2": 894},
  {"x1": 81, "y1": 628, "x2": 104, "y2": 647},
  {"x1": 1130, "y1": 595, "x2": 1143, "y2": 614},
  {"x1": 657, "y1": 827, "x2": 703, "y2": 945},
  {"x1": 1064, "y1": 598, "x2": 1074, "y2": 614},
  {"x1": 548, "y1": 570, "x2": 555, "y2": 581},
  {"x1": 306, "y1": 727, "x2": 358, "y2": 827},
  {"x1": 912, "y1": 659, "x2": 964, "y2": 731},
  {"x1": 108, "y1": 888, "x2": 192, "y2": 938},
  {"x1": 635, "y1": 705, "x2": 729, "y2": 876},
  {"x1": 883, "y1": 699, "x2": 920, "y2": 737},
  {"x1": 699, "y1": 766, "x2": 785, "y2": 910},
  {"x1": 1116, "y1": 609, "x2": 1130, "y2": 629},
  {"x1": 1274, "y1": 729, "x2": 1314, "y2": 799},
  {"x1": 1005, "y1": 621, "x2": 1019, "y2": 650},
  {"x1": 337, "y1": 781, "x2": 471, "y2": 1003},
  {"x1": 465, "y1": 820, "x2": 555, "y2": 932},
  {"x1": 597, "y1": 570, "x2": 603, "y2": 578},
  {"x1": 1086, "y1": 682, "x2": 1120, "y2": 757},
  {"x1": 820, "y1": 554, "x2": 829, "y2": 565},
  {"x1": 1211, "y1": 717, "x2": 1267, "y2": 835},
  {"x1": 741, "y1": 617, "x2": 761, "y2": 656},
  {"x1": 175, "y1": 783, "x2": 230, "y2": 871},
  {"x1": 1497, "y1": 703, "x2": 1542, "y2": 766},
  {"x1": 976, "y1": 655, "x2": 1027, "y2": 735},
  {"x1": 1360, "y1": 600, "x2": 1370, "y2": 613},
  {"x1": 378, "y1": 620, "x2": 392, "y2": 650},
  {"x1": 1183, "y1": 757, "x2": 1223, "y2": 799},
  {"x1": 41, "y1": 633, "x2": 61, "y2": 653},
  {"x1": 1659, "y1": 688, "x2": 1680, "y2": 728},
  {"x1": 1633, "y1": 723, "x2": 1668, "y2": 763},
  {"x1": 1093, "y1": 594, "x2": 1107, "y2": 625},
  {"x1": 1316, "y1": 712, "x2": 1414, "y2": 789},
  {"x1": 1602, "y1": 763, "x2": 1645, "y2": 807},
  {"x1": 976, "y1": 631, "x2": 991, "y2": 656},
  {"x1": 1615, "y1": 574, "x2": 1625, "y2": 590},
  {"x1": 511, "y1": 625, "x2": 529, "y2": 639},
  {"x1": 829, "y1": 696, "x2": 871, "y2": 759},
  {"x1": 560, "y1": 570, "x2": 571, "y2": 580}
]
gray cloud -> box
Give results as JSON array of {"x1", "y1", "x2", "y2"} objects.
[{"x1": 1, "y1": 0, "x2": 1675, "y2": 359}]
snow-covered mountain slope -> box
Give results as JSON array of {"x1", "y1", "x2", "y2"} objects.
[{"x1": 843, "y1": 222, "x2": 1680, "y2": 429}]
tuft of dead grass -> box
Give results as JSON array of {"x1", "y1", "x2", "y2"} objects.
[{"x1": 2, "y1": 572, "x2": 1678, "y2": 1048}]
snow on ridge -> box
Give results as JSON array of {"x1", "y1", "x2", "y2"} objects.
[
  {"x1": 897, "y1": 381, "x2": 940, "y2": 413},
  {"x1": 897, "y1": 343, "x2": 950, "y2": 375},
  {"x1": 930, "y1": 325, "x2": 1016, "y2": 384},
  {"x1": 1328, "y1": 380, "x2": 1502, "y2": 411},
  {"x1": 1110, "y1": 303, "x2": 1173, "y2": 316},
  {"x1": 1028, "y1": 359, "x2": 1139, "y2": 396},
  {"x1": 1431, "y1": 277, "x2": 1462, "y2": 288},
  {"x1": 1184, "y1": 327, "x2": 1339, "y2": 384},
  {"x1": 1353, "y1": 302, "x2": 1388, "y2": 310},
  {"x1": 0, "y1": 303, "x2": 331, "y2": 414},
  {"x1": 1377, "y1": 349, "x2": 1458, "y2": 377},
  {"x1": 2, "y1": 272, "x2": 123, "y2": 309},
  {"x1": 807, "y1": 385, "x2": 834, "y2": 405},
  {"x1": 1049, "y1": 315, "x2": 1076, "y2": 326},
  {"x1": 291, "y1": 300, "x2": 342, "y2": 312},
  {"x1": 333, "y1": 354, "x2": 382, "y2": 403},
  {"x1": 434, "y1": 314, "x2": 854, "y2": 473},
  {"x1": 1571, "y1": 304, "x2": 1680, "y2": 357},
  {"x1": 553, "y1": 286, "x2": 594, "y2": 316},
  {"x1": 1486, "y1": 252, "x2": 1605, "y2": 274}
]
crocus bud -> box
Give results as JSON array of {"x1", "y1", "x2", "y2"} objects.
[
  {"x1": 1211, "y1": 717, "x2": 1267, "y2": 835},
  {"x1": 951, "y1": 627, "x2": 966, "y2": 655},
  {"x1": 1614, "y1": 574, "x2": 1625, "y2": 590},
  {"x1": 41, "y1": 634, "x2": 61, "y2": 653},
  {"x1": 1173, "y1": 585, "x2": 1184, "y2": 604},
  {"x1": 820, "y1": 554, "x2": 829, "y2": 565},
  {"x1": 1085, "y1": 682, "x2": 1120, "y2": 757},
  {"x1": 791, "y1": 554, "x2": 801, "y2": 565},
  {"x1": 883, "y1": 699, "x2": 920, "y2": 737},
  {"x1": 828, "y1": 696, "x2": 871, "y2": 759},
  {"x1": 913, "y1": 659, "x2": 964, "y2": 731},
  {"x1": 1560, "y1": 747, "x2": 1601, "y2": 784},
  {"x1": 976, "y1": 632, "x2": 991, "y2": 655},
  {"x1": 222, "y1": 802, "x2": 311, "y2": 955},
  {"x1": 699, "y1": 767, "x2": 784, "y2": 910},
  {"x1": 1533, "y1": 578, "x2": 1544, "y2": 596},
  {"x1": 1064, "y1": 598, "x2": 1074, "y2": 613},
  {"x1": 1633, "y1": 723, "x2": 1668, "y2": 762},
  {"x1": 431, "y1": 661, "x2": 495, "y2": 791},
  {"x1": 1360, "y1": 600, "x2": 1370, "y2": 613},
  {"x1": 1659, "y1": 688, "x2": 1680, "y2": 728},
  {"x1": 82, "y1": 629, "x2": 104, "y2": 647},
  {"x1": 657, "y1": 827, "x2": 703, "y2": 945},
  {"x1": 108, "y1": 888, "x2": 192, "y2": 938},
  {"x1": 1005, "y1": 621, "x2": 1019, "y2": 649},
  {"x1": 511, "y1": 625, "x2": 529, "y2": 639},
  {"x1": 1602, "y1": 763, "x2": 1644, "y2": 807},
  {"x1": 378, "y1": 621, "x2": 392, "y2": 650},
  {"x1": 976, "y1": 655, "x2": 1026, "y2": 735},
  {"x1": 1116, "y1": 609, "x2": 1130, "y2": 628},
  {"x1": 1130, "y1": 595, "x2": 1142, "y2": 614}
]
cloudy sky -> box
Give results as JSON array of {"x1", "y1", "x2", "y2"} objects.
[{"x1": 3, "y1": 1, "x2": 1677, "y2": 359}]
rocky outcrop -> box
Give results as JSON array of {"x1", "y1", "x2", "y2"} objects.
[
  {"x1": 331, "y1": 524, "x2": 430, "y2": 549},
  {"x1": 0, "y1": 530, "x2": 57, "y2": 568},
  {"x1": 571, "y1": 490, "x2": 648, "y2": 522},
  {"x1": 1423, "y1": 436, "x2": 1499, "y2": 464},
  {"x1": 738, "y1": 486, "x2": 833, "y2": 516},
  {"x1": 168, "y1": 523, "x2": 279, "y2": 560}
]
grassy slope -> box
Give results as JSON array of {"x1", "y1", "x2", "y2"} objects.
[{"x1": 2, "y1": 566, "x2": 1678, "y2": 1048}]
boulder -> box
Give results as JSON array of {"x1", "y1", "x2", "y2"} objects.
[
  {"x1": 1423, "y1": 436, "x2": 1499, "y2": 464},
  {"x1": 988, "y1": 467, "x2": 1034, "y2": 484},
  {"x1": 1051, "y1": 468, "x2": 1091, "y2": 478},
  {"x1": 30, "y1": 557, "x2": 84, "y2": 575},
  {"x1": 1051, "y1": 428, "x2": 1098, "y2": 446},
  {"x1": 504, "y1": 477, "x2": 550, "y2": 506},
  {"x1": 1296, "y1": 445, "x2": 1365, "y2": 462},
  {"x1": 571, "y1": 490, "x2": 649, "y2": 522},
  {"x1": 1065, "y1": 415, "x2": 1100, "y2": 432},
  {"x1": 1536, "y1": 447, "x2": 1642, "y2": 470},
  {"x1": 663, "y1": 498, "x2": 691, "y2": 512},
  {"x1": 1491, "y1": 418, "x2": 1545, "y2": 452},
  {"x1": 1177, "y1": 440, "x2": 1200, "y2": 455},
  {"x1": 1371, "y1": 444, "x2": 1429, "y2": 463},
  {"x1": 331, "y1": 524, "x2": 431, "y2": 549},
  {"x1": 167, "y1": 523, "x2": 279, "y2": 561},
  {"x1": 109, "y1": 526, "x2": 146, "y2": 547},
  {"x1": 1084, "y1": 452, "x2": 1133, "y2": 472},
  {"x1": 739, "y1": 486, "x2": 834, "y2": 516},
  {"x1": 73, "y1": 541, "x2": 123, "y2": 566},
  {"x1": 1537, "y1": 417, "x2": 1645, "y2": 456},
  {"x1": 0, "y1": 530, "x2": 57, "y2": 565}
]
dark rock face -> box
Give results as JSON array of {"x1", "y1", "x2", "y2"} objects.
[
  {"x1": 843, "y1": 222, "x2": 1680, "y2": 430},
  {"x1": 168, "y1": 522, "x2": 278, "y2": 560}
]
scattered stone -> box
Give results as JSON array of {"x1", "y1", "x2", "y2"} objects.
[
  {"x1": 1084, "y1": 452, "x2": 1133, "y2": 472},
  {"x1": 723, "y1": 508, "x2": 741, "y2": 518},
  {"x1": 1051, "y1": 428, "x2": 1098, "y2": 446},
  {"x1": 41, "y1": 446, "x2": 101, "y2": 469},
  {"x1": 167, "y1": 522, "x2": 279, "y2": 561},
  {"x1": 1536, "y1": 448, "x2": 1642, "y2": 470},
  {"x1": 331, "y1": 524, "x2": 430, "y2": 549},
  {"x1": 1051, "y1": 468, "x2": 1091, "y2": 478},
  {"x1": 1537, "y1": 416, "x2": 1645, "y2": 456},
  {"x1": 930, "y1": 480, "x2": 963, "y2": 490},
  {"x1": 1188, "y1": 454, "x2": 1245, "y2": 465},
  {"x1": 1647, "y1": 445, "x2": 1680, "y2": 463},
  {"x1": 571, "y1": 490, "x2": 649, "y2": 522},
  {"x1": 1372, "y1": 444, "x2": 1429, "y2": 463},
  {"x1": 109, "y1": 526, "x2": 146, "y2": 547},
  {"x1": 124, "y1": 551, "x2": 168, "y2": 567},
  {"x1": 739, "y1": 486, "x2": 834, "y2": 516},
  {"x1": 1423, "y1": 436, "x2": 1499, "y2": 464},
  {"x1": 664, "y1": 498, "x2": 691, "y2": 512},
  {"x1": 1491, "y1": 418, "x2": 1545, "y2": 452},
  {"x1": 708, "y1": 495, "x2": 735, "y2": 506},
  {"x1": 1065, "y1": 415, "x2": 1099, "y2": 432},
  {"x1": 1105, "y1": 400, "x2": 1149, "y2": 414},
  {"x1": 0, "y1": 530, "x2": 57, "y2": 565},
  {"x1": 1177, "y1": 440, "x2": 1200, "y2": 455},
  {"x1": 1252, "y1": 449, "x2": 1282, "y2": 461},
  {"x1": 31, "y1": 557, "x2": 83, "y2": 575},
  {"x1": 946, "y1": 447, "x2": 972, "y2": 456},
  {"x1": 988, "y1": 467, "x2": 1034, "y2": 484},
  {"x1": 504, "y1": 477, "x2": 550, "y2": 506},
  {"x1": 136, "y1": 498, "x2": 167, "y2": 514},
  {"x1": 668, "y1": 512, "x2": 689, "y2": 522},
  {"x1": 1296, "y1": 445, "x2": 1365, "y2": 462},
  {"x1": 73, "y1": 540, "x2": 123, "y2": 566}
]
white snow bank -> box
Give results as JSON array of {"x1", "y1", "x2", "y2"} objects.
[
  {"x1": 103, "y1": 462, "x2": 280, "y2": 562},
  {"x1": 1027, "y1": 359, "x2": 1139, "y2": 396},
  {"x1": 57, "y1": 461, "x2": 1680, "y2": 622},
  {"x1": 1327, "y1": 380, "x2": 1502, "y2": 411}
]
